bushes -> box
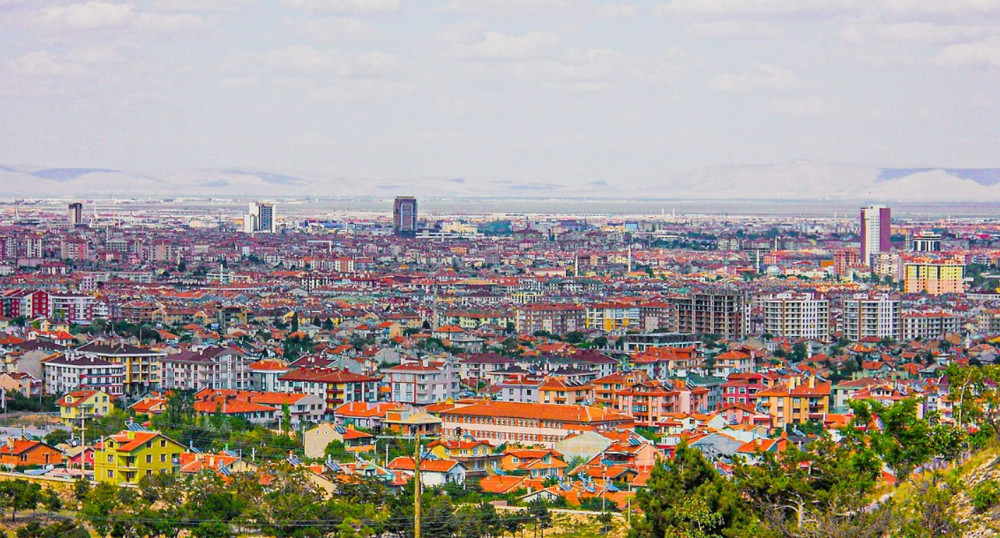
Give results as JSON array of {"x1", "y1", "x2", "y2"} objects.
[{"x1": 971, "y1": 480, "x2": 1000, "y2": 512}]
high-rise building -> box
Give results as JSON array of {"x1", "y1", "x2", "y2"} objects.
[
  {"x1": 243, "y1": 202, "x2": 276, "y2": 233},
  {"x1": 841, "y1": 293, "x2": 902, "y2": 342},
  {"x1": 671, "y1": 291, "x2": 748, "y2": 340},
  {"x1": 762, "y1": 292, "x2": 830, "y2": 341},
  {"x1": 393, "y1": 196, "x2": 418, "y2": 236},
  {"x1": 68, "y1": 202, "x2": 83, "y2": 226},
  {"x1": 860, "y1": 205, "x2": 891, "y2": 266},
  {"x1": 903, "y1": 260, "x2": 965, "y2": 295}
]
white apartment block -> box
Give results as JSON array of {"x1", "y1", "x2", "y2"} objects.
[{"x1": 762, "y1": 292, "x2": 830, "y2": 341}]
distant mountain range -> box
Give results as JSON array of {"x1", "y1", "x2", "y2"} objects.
[{"x1": 1, "y1": 161, "x2": 999, "y2": 201}]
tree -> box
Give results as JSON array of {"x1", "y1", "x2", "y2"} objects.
[
  {"x1": 631, "y1": 442, "x2": 752, "y2": 537},
  {"x1": 0, "y1": 480, "x2": 42, "y2": 521},
  {"x1": 16, "y1": 520, "x2": 88, "y2": 538},
  {"x1": 843, "y1": 399, "x2": 938, "y2": 482}
]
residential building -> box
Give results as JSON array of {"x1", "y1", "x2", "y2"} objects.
[
  {"x1": 754, "y1": 376, "x2": 831, "y2": 427},
  {"x1": 585, "y1": 302, "x2": 640, "y2": 333},
  {"x1": 304, "y1": 423, "x2": 375, "y2": 459},
  {"x1": 56, "y1": 389, "x2": 113, "y2": 425},
  {"x1": 902, "y1": 311, "x2": 963, "y2": 340},
  {"x1": 861, "y1": 205, "x2": 891, "y2": 265},
  {"x1": 385, "y1": 360, "x2": 459, "y2": 406},
  {"x1": 903, "y1": 261, "x2": 965, "y2": 295},
  {"x1": 94, "y1": 429, "x2": 185, "y2": 485},
  {"x1": 538, "y1": 377, "x2": 593, "y2": 405},
  {"x1": 841, "y1": 293, "x2": 903, "y2": 341},
  {"x1": 75, "y1": 342, "x2": 166, "y2": 395},
  {"x1": 515, "y1": 303, "x2": 586, "y2": 335},
  {"x1": 43, "y1": 354, "x2": 125, "y2": 398},
  {"x1": 671, "y1": 291, "x2": 748, "y2": 340},
  {"x1": 0, "y1": 438, "x2": 63, "y2": 467},
  {"x1": 387, "y1": 457, "x2": 465, "y2": 487},
  {"x1": 276, "y1": 367, "x2": 380, "y2": 414},
  {"x1": 762, "y1": 292, "x2": 830, "y2": 341},
  {"x1": 161, "y1": 345, "x2": 253, "y2": 391}
]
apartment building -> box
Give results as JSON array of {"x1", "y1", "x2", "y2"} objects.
[
  {"x1": 76, "y1": 342, "x2": 166, "y2": 395},
  {"x1": 671, "y1": 291, "x2": 748, "y2": 340},
  {"x1": 841, "y1": 293, "x2": 903, "y2": 342},
  {"x1": 902, "y1": 311, "x2": 963, "y2": 341},
  {"x1": 762, "y1": 292, "x2": 830, "y2": 341},
  {"x1": 754, "y1": 376, "x2": 831, "y2": 427},
  {"x1": 43, "y1": 354, "x2": 126, "y2": 398},
  {"x1": 903, "y1": 261, "x2": 965, "y2": 295},
  {"x1": 161, "y1": 345, "x2": 253, "y2": 391},
  {"x1": 276, "y1": 367, "x2": 380, "y2": 414},
  {"x1": 585, "y1": 302, "x2": 640, "y2": 333},
  {"x1": 384, "y1": 359, "x2": 460, "y2": 406},
  {"x1": 514, "y1": 303, "x2": 585, "y2": 335}
]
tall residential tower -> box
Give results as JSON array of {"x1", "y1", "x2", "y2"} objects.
[
  {"x1": 243, "y1": 202, "x2": 276, "y2": 233},
  {"x1": 860, "y1": 205, "x2": 891, "y2": 266}
]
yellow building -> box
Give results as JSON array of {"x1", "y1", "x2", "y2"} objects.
[
  {"x1": 754, "y1": 376, "x2": 831, "y2": 428},
  {"x1": 903, "y1": 261, "x2": 965, "y2": 296},
  {"x1": 95, "y1": 429, "x2": 185, "y2": 485},
  {"x1": 56, "y1": 390, "x2": 112, "y2": 425},
  {"x1": 538, "y1": 377, "x2": 593, "y2": 406}
]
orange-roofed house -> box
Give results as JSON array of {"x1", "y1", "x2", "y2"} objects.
[
  {"x1": 754, "y1": 376, "x2": 831, "y2": 427},
  {"x1": 304, "y1": 423, "x2": 375, "y2": 459},
  {"x1": 94, "y1": 429, "x2": 185, "y2": 485},
  {"x1": 0, "y1": 438, "x2": 63, "y2": 467},
  {"x1": 427, "y1": 438, "x2": 501, "y2": 478},
  {"x1": 500, "y1": 448, "x2": 568, "y2": 479},
  {"x1": 538, "y1": 376, "x2": 593, "y2": 406},
  {"x1": 386, "y1": 456, "x2": 466, "y2": 487},
  {"x1": 57, "y1": 390, "x2": 113, "y2": 425}
]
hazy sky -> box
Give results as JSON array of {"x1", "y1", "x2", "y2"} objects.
[{"x1": 2, "y1": 0, "x2": 1000, "y2": 183}]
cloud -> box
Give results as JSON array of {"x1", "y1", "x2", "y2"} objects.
[
  {"x1": 655, "y1": 0, "x2": 856, "y2": 18},
  {"x1": 35, "y1": 2, "x2": 202, "y2": 33},
  {"x1": 935, "y1": 38, "x2": 1000, "y2": 69},
  {"x1": 770, "y1": 96, "x2": 830, "y2": 115},
  {"x1": 708, "y1": 62, "x2": 800, "y2": 92},
  {"x1": 446, "y1": 31, "x2": 561, "y2": 60},
  {"x1": 282, "y1": 0, "x2": 399, "y2": 14},
  {"x1": 294, "y1": 17, "x2": 376, "y2": 41},
  {"x1": 875, "y1": 0, "x2": 1000, "y2": 20},
  {"x1": 261, "y1": 44, "x2": 399, "y2": 76},
  {"x1": 7, "y1": 45, "x2": 124, "y2": 78},
  {"x1": 686, "y1": 21, "x2": 781, "y2": 38}
]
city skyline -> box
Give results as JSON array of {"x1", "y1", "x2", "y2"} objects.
[{"x1": 2, "y1": 1, "x2": 1000, "y2": 192}]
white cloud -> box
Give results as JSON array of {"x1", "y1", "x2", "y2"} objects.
[
  {"x1": 708, "y1": 62, "x2": 800, "y2": 92},
  {"x1": 307, "y1": 78, "x2": 415, "y2": 102},
  {"x1": 876, "y1": 0, "x2": 1000, "y2": 19},
  {"x1": 282, "y1": 0, "x2": 399, "y2": 14},
  {"x1": 35, "y1": 2, "x2": 203, "y2": 33},
  {"x1": 686, "y1": 21, "x2": 781, "y2": 39},
  {"x1": 447, "y1": 31, "x2": 560, "y2": 60},
  {"x1": 261, "y1": 45, "x2": 398, "y2": 76},
  {"x1": 655, "y1": 0, "x2": 856, "y2": 18},
  {"x1": 8, "y1": 51, "x2": 87, "y2": 77},
  {"x1": 771, "y1": 96, "x2": 830, "y2": 115},
  {"x1": 294, "y1": 17, "x2": 376, "y2": 41},
  {"x1": 594, "y1": 3, "x2": 637, "y2": 18},
  {"x1": 935, "y1": 38, "x2": 1000, "y2": 69}
]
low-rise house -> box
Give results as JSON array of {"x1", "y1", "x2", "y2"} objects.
[
  {"x1": 0, "y1": 438, "x2": 63, "y2": 467},
  {"x1": 387, "y1": 457, "x2": 466, "y2": 487},
  {"x1": 304, "y1": 423, "x2": 375, "y2": 459},
  {"x1": 754, "y1": 376, "x2": 831, "y2": 427},
  {"x1": 426, "y1": 438, "x2": 500, "y2": 478},
  {"x1": 500, "y1": 448, "x2": 568, "y2": 478},
  {"x1": 57, "y1": 389, "x2": 113, "y2": 425},
  {"x1": 333, "y1": 401, "x2": 407, "y2": 430}
]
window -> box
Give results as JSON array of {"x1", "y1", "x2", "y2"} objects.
[
  {"x1": 107, "y1": 470, "x2": 114, "y2": 478},
  {"x1": 160, "y1": 440, "x2": 166, "y2": 448},
  {"x1": 161, "y1": 454, "x2": 166, "y2": 463},
  {"x1": 146, "y1": 454, "x2": 152, "y2": 463},
  {"x1": 107, "y1": 455, "x2": 113, "y2": 463}
]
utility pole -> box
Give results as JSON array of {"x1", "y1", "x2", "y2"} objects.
[
  {"x1": 413, "y1": 432, "x2": 421, "y2": 538},
  {"x1": 79, "y1": 409, "x2": 88, "y2": 474}
]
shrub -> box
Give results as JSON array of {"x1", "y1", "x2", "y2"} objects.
[{"x1": 971, "y1": 480, "x2": 1000, "y2": 512}]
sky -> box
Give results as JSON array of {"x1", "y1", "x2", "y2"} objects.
[{"x1": 2, "y1": 0, "x2": 1000, "y2": 185}]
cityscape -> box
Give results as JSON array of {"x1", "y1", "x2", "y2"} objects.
[
  {"x1": 4, "y1": 0, "x2": 1000, "y2": 537},
  {"x1": 0, "y1": 195, "x2": 993, "y2": 536}
]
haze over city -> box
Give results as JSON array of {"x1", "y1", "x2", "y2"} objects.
[{"x1": 3, "y1": 0, "x2": 1000, "y2": 198}]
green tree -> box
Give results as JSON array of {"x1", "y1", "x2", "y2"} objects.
[
  {"x1": 631, "y1": 442, "x2": 752, "y2": 537},
  {"x1": 0, "y1": 480, "x2": 42, "y2": 521}
]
